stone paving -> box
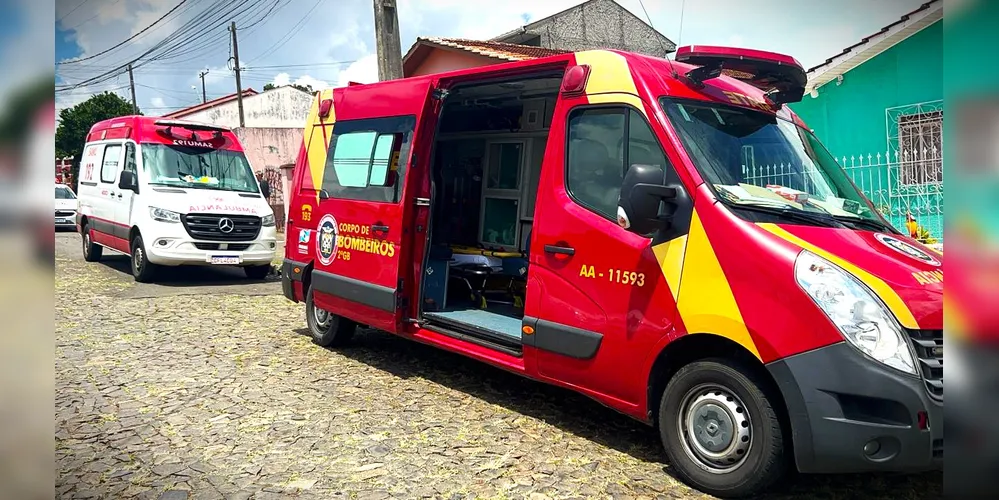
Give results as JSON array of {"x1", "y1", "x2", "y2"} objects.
[{"x1": 54, "y1": 233, "x2": 941, "y2": 499}]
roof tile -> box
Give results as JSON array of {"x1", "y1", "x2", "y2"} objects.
[{"x1": 418, "y1": 37, "x2": 570, "y2": 61}]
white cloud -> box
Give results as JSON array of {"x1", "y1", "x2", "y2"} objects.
[
  {"x1": 150, "y1": 96, "x2": 166, "y2": 108},
  {"x1": 336, "y1": 55, "x2": 379, "y2": 87},
  {"x1": 293, "y1": 75, "x2": 331, "y2": 91},
  {"x1": 272, "y1": 73, "x2": 292, "y2": 87}
]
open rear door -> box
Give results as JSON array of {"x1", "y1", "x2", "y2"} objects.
[{"x1": 308, "y1": 78, "x2": 440, "y2": 334}]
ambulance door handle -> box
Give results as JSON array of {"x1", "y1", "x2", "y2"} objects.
[{"x1": 544, "y1": 244, "x2": 575, "y2": 256}]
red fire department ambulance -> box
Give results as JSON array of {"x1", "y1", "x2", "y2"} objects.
[{"x1": 281, "y1": 46, "x2": 942, "y2": 497}]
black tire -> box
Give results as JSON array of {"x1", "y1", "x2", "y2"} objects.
[
  {"x1": 243, "y1": 264, "x2": 271, "y2": 280},
  {"x1": 305, "y1": 287, "x2": 356, "y2": 347},
  {"x1": 658, "y1": 358, "x2": 786, "y2": 498},
  {"x1": 81, "y1": 223, "x2": 103, "y2": 262},
  {"x1": 130, "y1": 234, "x2": 157, "y2": 283}
]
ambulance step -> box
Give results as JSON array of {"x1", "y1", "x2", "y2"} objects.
[{"x1": 424, "y1": 310, "x2": 522, "y2": 350}]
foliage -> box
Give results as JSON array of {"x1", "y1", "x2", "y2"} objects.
[
  {"x1": 916, "y1": 226, "x2": 937, "y2": 245},
  {"x1": 55, "y1": 92, "x2": 138, "y2": 191},
  {"x1": 263, "y1": 83, "x2": 315, "y2": 94},
  {"x1": 0, "y1": 74, "x2": 55, "y2": 149}
]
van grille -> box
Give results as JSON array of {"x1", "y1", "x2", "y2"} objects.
[
  {"x1": 906, "y1": 328, "x2": 942, "y2": 401},
  {"x1": 193, "y1": 242, "x2": 251, "y2": 251},
  {"x1": 55, "y1": 210, "x2": 76, "y2": 217},
  {"x1": 182, "y1": 213, "x2": 261, "y2": 241}
]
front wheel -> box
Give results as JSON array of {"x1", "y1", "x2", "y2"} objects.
[
  {"x1": 658, "y1": 359, "x2": 787, "y2": 498},
  {"x1": 305, "y1": 287, "x2": 356, "y2": 347},
  {"x1": 130, "y1": 234, "x2": 157, "y2": 283}
]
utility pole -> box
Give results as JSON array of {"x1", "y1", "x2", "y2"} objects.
[
  {"x1": 198, "y1": 69, "x2": 209, "y2": 103},
  {"x1": 127, "y1": 64, "x2": 138, "y2": 114},
  {"x1": 373, "y1": 0, "x2": 403, "y2": 81},
  {"x1": 229, "y1": 21, "x2": 245, "y2": 127}
]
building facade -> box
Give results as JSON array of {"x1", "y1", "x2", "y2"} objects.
[
  {"x1": 490, "y1": 0, "x2": 675, "y2": 57},
  {"x1": 403, "y1": 0, "x2": 674, "y2": 78},
  {"x1": 789, "y1": 1, "x2": 943, "y2": 242}
]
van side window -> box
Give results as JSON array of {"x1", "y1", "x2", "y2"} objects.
[
  {"x1": 100, "y1": 144, "x2": 122, "y2": 184},
  {"x1": 322, "y1": 115, "x2": 415, "y2": 203},
  {"x1": 566, "y1": 107, "x2": 673, "y2": 220}
]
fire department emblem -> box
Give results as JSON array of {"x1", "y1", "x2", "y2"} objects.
[
  {"x1": 316, "y1": 213, "x2": 338, "y2": 265},
  {"x1": 874, "y1": 233, "x2": 940, "y2": 266}
]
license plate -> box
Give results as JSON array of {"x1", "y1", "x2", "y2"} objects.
[
  {"x1": 56, "y1": 218, "x2": 68, "y2": 223},
  {"x1": 209, "y1": 255, "x2": 240, "y2": 265}
]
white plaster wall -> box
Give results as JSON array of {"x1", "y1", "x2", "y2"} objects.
[
  {"x1": 180, "y1": 86, "x2": 313, "y2": 129},
  {"x1": 234, "y1": 127, "x2": 303, "y2": 174}
]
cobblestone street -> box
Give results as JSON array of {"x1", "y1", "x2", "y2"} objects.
[{"x1": 54, "y1": 232, "x2": 941, "y2": 500}]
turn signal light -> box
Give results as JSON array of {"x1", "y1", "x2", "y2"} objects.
[
  {"x1": 318, "y1": 98, "x2": 333, "y2": 119},
  {"x1": 522, "y1": 325, "x2": 535, "y2": 335}
]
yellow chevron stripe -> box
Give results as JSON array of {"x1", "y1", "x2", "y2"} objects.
[
  {"x1": 305, "y1": 91, "x2": 335, "y2": 204},
  {"x1": 666, "y1": 212, "x2": 761, "y2": 359},
  {"x1": 758, "y1": 223, "x2": 920, "y2": 329},
  {"x1": 574, "y1": 50, "x2": 647, "y2": 117},
  {"x1": 651, "y1": 234, "x2": 686, "y2": 302}
]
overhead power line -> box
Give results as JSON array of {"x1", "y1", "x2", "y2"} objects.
[
  {"x1": 58, "y1": 0, "x2": 191, "y2": 65},
  {"x1": 247, "y1": 0, "x2": 328, "y2": 64},
  {"x1": 57, "y1": 0, "x2": 93, "y2": 24},
  {"x1": 56, "y1": 0, "x2": 271, "y2": 92},
  {"x1": 62, "y1": 0, "x2": 124, "y2": 31}
]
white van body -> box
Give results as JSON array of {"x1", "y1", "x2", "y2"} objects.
[{"x1": 75, "y1": 116, "x2": 277, "y2": 281}]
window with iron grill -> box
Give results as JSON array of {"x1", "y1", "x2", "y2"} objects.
[{"x1": 898, "y1": 110, "x2": 943, "y2": 185}]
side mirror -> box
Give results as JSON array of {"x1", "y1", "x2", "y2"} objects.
[
  {"x1": 259, "y1": 180, "x2": 271, "y2": 199},
  {"x1": 118, "y1": 170, "x2": 139, "y2": 192},
  {"x1": 617, "y1": 163, "x2": 680, "y2": 236}
]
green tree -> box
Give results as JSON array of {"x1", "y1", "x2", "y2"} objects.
[
  {"x1": 55, "y1": 92, "x2": 138, "y2": 191},
  {"x1": 0, "y1": 74, "x2": 55, "y2": 150}
]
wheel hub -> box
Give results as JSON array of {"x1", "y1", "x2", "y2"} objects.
[
  {"x1": 313, "y1": 307, "x2": 330, "y2": 328},
  {"x1": 134, "y1": 247, "x2": 143, "y2": 271},
  {"x1": 679, "y1": 385, "x2": 752, "y2": 473}
]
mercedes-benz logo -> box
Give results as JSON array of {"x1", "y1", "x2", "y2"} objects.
[{"x1": 218, "y1": 217, "x2": 235, "y2": 233}]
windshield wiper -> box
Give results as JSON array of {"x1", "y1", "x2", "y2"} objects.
[
  {"x1": 831, "y1": 215, "x2": 895, "y2": 233},
  {"x1": 727, "y1": 201, "x2": 849, "y2": 229}
]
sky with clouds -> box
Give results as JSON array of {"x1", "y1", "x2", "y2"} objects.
[{"x1": 54, "y1": 0, "x2": 929, "y2": 116}]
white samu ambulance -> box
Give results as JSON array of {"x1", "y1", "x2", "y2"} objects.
[{"x1": 75, "y1": 116, "x2": 277, "y2": 282}]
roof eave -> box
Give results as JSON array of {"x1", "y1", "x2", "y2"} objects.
[{"x1": 805, "y1": 2, "x2": 942, "y2": 93}]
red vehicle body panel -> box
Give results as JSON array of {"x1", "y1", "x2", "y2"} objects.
[{"x1": 283, "y1": 48, "x2": 942, "y2": 424}]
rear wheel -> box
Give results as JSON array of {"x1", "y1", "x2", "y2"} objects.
[
  {"x1": 130, "y1": 234, "x2": 157, "y2": 283},
  {"x1": 658, "y1": 359, "x2": 786, "y2": 498},
  {"x1": 305, "y1": 287, "x2": 356, "y2": 347},
  {"x1": 81, "y1": 223, "x2": 103, "y2": 262},
  {"x1": 243, "y1": 264, "x2": 271, "y2": 280}
]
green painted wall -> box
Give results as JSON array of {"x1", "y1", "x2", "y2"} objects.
[
  {"x1": 788, "y1": 19, "x2": 944, "y2": 241},
  {"x1": 791, "y1": 19, "x2": 943, "y2": 157}
]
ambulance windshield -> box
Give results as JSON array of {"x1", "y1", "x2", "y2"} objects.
[
  {"x1": 661, "y1": 98, "x2": 890, "y2": 228},
  {"x1": 142, "y1": 144, "x2": 259, "y2": 193}
]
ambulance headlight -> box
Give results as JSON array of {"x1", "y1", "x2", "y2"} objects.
[
  {"x1": 261, "y1": 214, "x2": 275, "y2": 227},
  {"x1": 794, "y1": 251, "x2": 916, "y2": 375},
  {"x1": 149, "y1": 207, "x2": 181, "y2": 223}
]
